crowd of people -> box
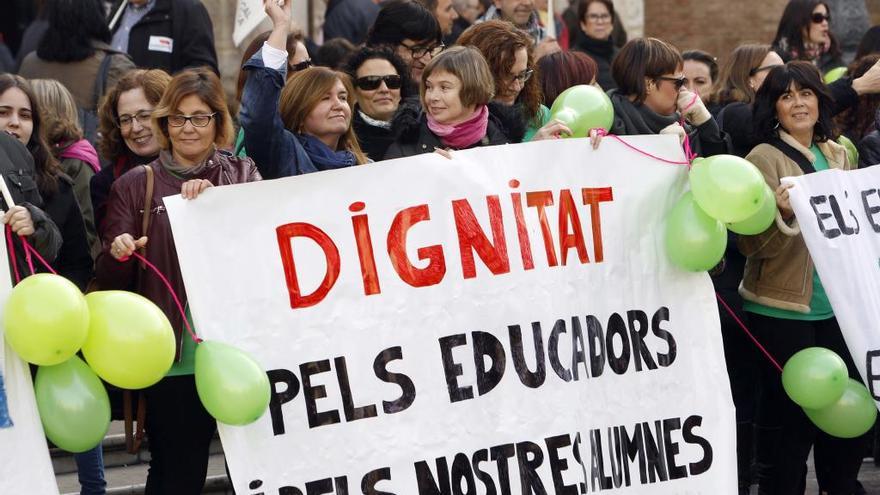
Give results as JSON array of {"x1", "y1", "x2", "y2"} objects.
[{"x1": 2, "y1": 0, "x2": 880, "y2": 493}]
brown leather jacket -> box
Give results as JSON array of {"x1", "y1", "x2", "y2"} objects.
[
  {"x1": 94, "y1": 150, "x2": 261, "y2": 359},
  {"x1": 738, "y1": 132, "x2": 850, "y2": 313}
]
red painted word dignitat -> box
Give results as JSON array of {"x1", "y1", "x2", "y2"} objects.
[
  {"x1": 108, "y1": 0, "x2": 219, "y2": 74},
  {"x1": 95, "y1": 68, "x2": 260, "y2": 493}
]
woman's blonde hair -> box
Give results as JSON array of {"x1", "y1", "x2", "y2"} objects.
[
  {"x1": 152, "y1": 68, "x2": 234, "y2": 151},
  {"x1": 420, "y1": 46, "x2": 495, "y2": 108},
  {"x1": 30, "y1": 78, "x2": 82, "y2": 146},
  {"x1": 711, "y1": 43, "x2": 773, "y2": 106},
  {"x1": 278, "y1": 66, "x2": 367, "y2": 164}
]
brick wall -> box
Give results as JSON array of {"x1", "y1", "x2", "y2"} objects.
[{"x1": 644, "y1": 0, "x2": 791, "y2": 61}]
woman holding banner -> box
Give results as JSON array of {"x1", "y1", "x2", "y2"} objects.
[
  {"x1": 240, "y1": 0, "x2": 367, "y2": 179},
  {"x1": 95, "y1": 68, "x2": 260, "y2": 494},
  {"x1": 739, "y1": 61, "x2": 863, "y2": 495},
  {"x1": 384, "y1": 46, "x2": 513, "y2": 159}
]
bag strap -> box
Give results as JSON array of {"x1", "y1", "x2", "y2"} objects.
[
  {"x1": 769, "y1": 137, "x2": 816, "y2": 174},
  {"x1": 139, "y1": 164, "x2": 154, "y2": 269}
]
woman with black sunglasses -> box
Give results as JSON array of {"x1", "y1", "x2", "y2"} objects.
[
  {"x1": 772, "y1": 0, "x2": 843, "y2": 73},
  {"x1": 344, "y1": 47, "x2": 411, "y2": 161},
  {"x1": 601, "y1": 38, "x2": 729, "y2": 157}
]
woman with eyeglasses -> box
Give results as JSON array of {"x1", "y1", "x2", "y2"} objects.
[
  {"x1": 457, "y1": 20, "x2": 571, "y2": 143},
  {"x1": 233, "y1": 29, "x2": 312, "y2": 157},
  {"x1": 602, "y1": 38, "x2": 729, "y2": 157},
  {"x1": 241, "y1": 0, "x2": 367, "y2": 178},
  {"x1": 92, "y1": 69, "x2": 172, "y2": 234},
  {"x1": 344, "y1": 47, "x2": 411, "y2": 161},
  {"x1": 384, "y1": 46, "x2": 512, "y2": 159},
  {"x1": 739, "y1": 61, "x2": 863, "y2": 495},
  {"x1": 772, "y1": 0, "x2": 843, "y2": 73},
  {"x1": 366, "y1": 0, "x2": 444, "y2": 87},
  {"x1": 94, "y1": 67, "x2": 260, "y2": 494},
  {"x1": 571, "y1": 0, "x2": 618, "y2": 90}
]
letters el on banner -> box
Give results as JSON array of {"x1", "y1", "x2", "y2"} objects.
[
  {"x1": 166, "y1": 136, "x2": 736, "y2": 494},
  {"x1": 786, "y1": 167, "x2": 880, "y2": 411},
  {"x1": 0, "y1": 239, "x2": 60, "y2": 494}
]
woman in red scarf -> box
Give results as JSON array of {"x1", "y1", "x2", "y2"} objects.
[{"x1": 384, "y1": 46, "x2": 511, "y2": 159}]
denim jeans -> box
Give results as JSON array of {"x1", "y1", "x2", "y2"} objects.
[{"x1": 74, "y1": 444, "x2": 106, "y2": 495}]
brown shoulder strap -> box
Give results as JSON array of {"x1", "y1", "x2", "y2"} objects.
[
  {"x1": 139, "y1": 165, "x2": 154, "y2": 269},
  {"x1": 123, "y1": 390, "x2": 147, "y2": 455}
]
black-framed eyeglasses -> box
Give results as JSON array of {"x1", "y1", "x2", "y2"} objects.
[
  {"x1": 655, "y1": 75, "x2": 687, "y2": 90},
  {"x1": 510, "y1": 68, "x2": 534, "y2": 83},
  {"x1": 167, "y1": 113, "x2": 216, "y2": 127},
  {"x1": 749, "y1": 64, "x2": 782, "y2": 76},
  {"x1": 288, "y1": 59, "x2": 313, "y2": 73},
  {"x1": 586, "y1": 13, "x2": 612, "y2": 22},
  {"x1": 355, "y1": 74, "x2": 403, "y2": 90},
  {"x1": 117, "y1": 110, "x2": 153, "y2": 129},
  {"x1": 399, "y1": 41, "x2": 445, "y2": 60},
  {"x1": 811, "y1": 12, "x2": 830, "y2": 23}
]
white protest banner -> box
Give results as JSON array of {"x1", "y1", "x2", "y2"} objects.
[
  {"x1": 785, "y1": 166, "x2": 880, "y2": 410},
  {"x1": 166, "y1": 136, "x2": 736, "y2": 494},
  {"x1": 234, "y1": 0, "x2": 266, "y2": 47},
  {"x1": 0, "y1": 238, "x2": 60, "y2": 494}
]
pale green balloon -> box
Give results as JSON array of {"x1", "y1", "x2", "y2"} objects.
[
  {"x1": 665, "y1": 192, "x2": 727, "y2": 271},
  {"x1": 782, "y1": 347, "x2": 848, "y2": 409},
  {"x1": 689, "y1": 155, "x2": 767, "y2": 223},
  {"x1": 727, "y1": 184, "x2": 776, "y2": 235},
  {"x1": 804, "y1": 379, "x2": 877, "y2": 438},
  {"x1": 549, "y1": 85, "x2": 614, "y2": 138},
  {"x1": 195, "y1": 340, "x2": 271, "y2": 426}
]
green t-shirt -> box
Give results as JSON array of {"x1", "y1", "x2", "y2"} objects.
[
  {"x1": 524, "y1": 105, "x2": 551, "y2": 142},
  {"x1": 166, "y1": 305, "x2": 197, "y2": 376},
  {"x1": 743, "y1": 144, "x2": 834, "y2": 321}
]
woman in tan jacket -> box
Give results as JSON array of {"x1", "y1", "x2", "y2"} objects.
[{"x1": 739, "y1": 61, "x2": 862, "y2": 495}]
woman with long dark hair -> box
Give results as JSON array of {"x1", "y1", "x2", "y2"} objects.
[
  {"x1": 741, "y1": 61, "x2": 863, "y2": 495},
  {"x1": 772, "y1": 0, "x2": 843, "y2": 72}
]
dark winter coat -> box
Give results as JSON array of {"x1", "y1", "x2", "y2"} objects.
[
  {"x1": 571, "y1": 32, "x2": 618, "y2": 91},
  {"x1": 858, "y1": 110, "x2": 880, "y2": 168},
  {"x1": 108, "y1": 0, "x2": 218, "y2": 74},
  {"x1": 42, "y1": 176, "x2": 93, "y2": 290},
  {"x1": 322, "y1": 0, "x2": 379, "y2": 44},
  {"x1": 383, "y1": 101, "x2": 520, "y2": 160}
]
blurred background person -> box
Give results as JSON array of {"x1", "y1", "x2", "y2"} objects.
[
  {"x1": 416, "y1": 0, "x2": 460, "y2": 43},
  {"x1": 537, "y1": 50, "x2": 598, "y2": 105},
  {"x1": 571, "y1": 0, "x2": 618, "y2": 90},
  {"x1": 835, "y1": 54, "x2": 880, "y2": 144},
  {"x1": 772, "y1": 0, "x2": 843, "y2": 72},
  {"x1": 30, "y1": 78, "x2": 100, "y2": 258},
  {"x1": 316, "y1": 38, "x2": 357, "y2": 70},
  {"x1": 323, "y1": 0, "x2": 380, "y2": 45},
  {"x1": 450, "y1": 0, "x2": 486, "y2": 43},
  {"x1": 366, "y1": 0, "x2": 444, "y2": 87},
  {"x1": 855, "y1": 25, "x2": 880, "y2": 60},
  {"x1": 108, "y1": 0, "x2": 218, "y2": 74},
  {"x1": 682, "y1": 49, "x2": 719, "y2": 107}
]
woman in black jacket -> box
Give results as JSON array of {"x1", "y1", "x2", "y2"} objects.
[
  {"x1": 385, "y1": 46, "x2": 511, "y2": 159},
  {"x1": 344, "y1": 47, "x2": 411, "y2": 161},
  {"x1": 570, "y1": 0, "x2": 618, "y2": 91}
]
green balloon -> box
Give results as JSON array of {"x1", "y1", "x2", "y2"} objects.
[
  {"x1": 837, "y1": 135, "x2": 859, "y2": 166},
  {"x1": 549, "y1": 85, "x2": 614, "y2": 138},
  {"x1": 727, "y1": 184, "x2": 776, "y2": 235},
  {"x1": 804, "y1": 379, "x2": 877, "y2": 438},
  {"x1": 823, "y1": 66, "x2": 847, "y2": 84},
  {"x1": 689, "y1": 155, "x2": 767, "y2": 223},
  {"x1": 3, "y1": 273, "x2": 89, "y2": 366},
  {"x1": 782, "y1": 347, "x2": 848, "y2": 409},
  {"x1": 35, "y1": 356, "x2": 110, "y2": 453},
  {"x1": 665, "y1": 192, "x2": 727, "y2": 271},
  {"x1": 195, "y1": 340, "x2": 271, "y2": 426}
]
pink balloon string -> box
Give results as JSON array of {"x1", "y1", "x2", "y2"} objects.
[
  {"x1": 715, "y1": 292, "x2": 784, "y2": 373},
  {"x1": 5, "y1": 226, "x2": 21, "y2": 284},
  {"x1": 22, "y1": 239, "x2": 57, "y2": 275},
  {"x1": 592, "y1": 128, "x2": 691, "y2": 166},
  {"x1": 123, "y1": 252, "x2": 202, "y2": 344}
]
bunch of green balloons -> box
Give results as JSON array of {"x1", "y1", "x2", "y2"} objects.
[
  {"x1": 783, "y1": 347, "x2": 877, "y2": 438},
  {"x1": 3, "y1": 273, "x2": 272, "y2": 452},
  {"x1": 666, "y1": 155, "x2": 777, "y2": 271},
  {"x1": 548, "y1": 85, "x2": 614, "y2": 138}
]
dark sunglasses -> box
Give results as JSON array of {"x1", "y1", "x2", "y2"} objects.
[
  {"x1": 811, "y1": 13, "x2": 830, "y2": 23},
  {"x1": 355, "y1": 75, "x2": 403, "y2": 90},
  {"x1": 288, "y1": 59, "x2": 313, "y2": 73},
  {"x1": 656, "y1": 75, "x2": 687, "y2": 90},
  {"x1": 749, "y1": 64, "x2": 781, "y2": 76}
]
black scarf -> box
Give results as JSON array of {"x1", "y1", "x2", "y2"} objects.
[
  {"x1": 574, "y1": 33, "x2": 615, "y2": 60},
  {"x1": 608, "y1": 90, "x2": 689, "y2": 136}
]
